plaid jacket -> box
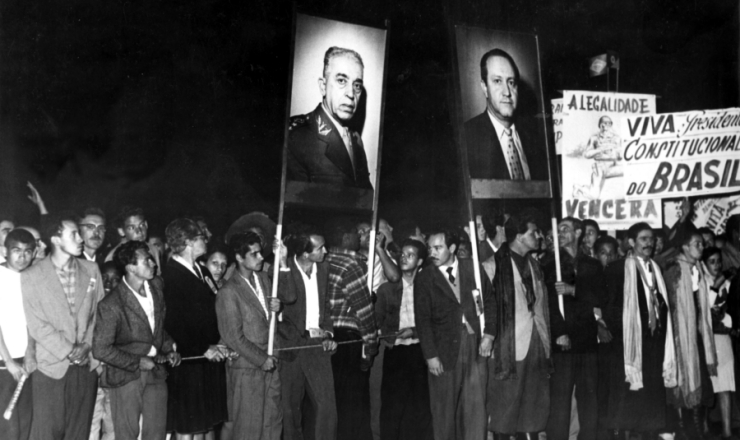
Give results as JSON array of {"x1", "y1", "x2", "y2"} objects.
[{"x1": 326, "y1": 250, "x2": 377, "y2": 349}]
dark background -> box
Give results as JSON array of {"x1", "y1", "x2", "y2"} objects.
[{"x1": 1, "y1": 0, "x2": 737, "y2": 236}]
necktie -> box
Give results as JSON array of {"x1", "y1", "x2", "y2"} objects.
[
  {"x1": 193, "y1": 264, "x2": 204, "y2": 282},
  {"x1": 503, "y1": 128, "x2": 524, "y2": 180},
  {"x1": 341, "y1": 128, "x2": 356, "y2": 174},
  {"x1": 446, "y1": 266, "x2": 456, "y2": 285}
]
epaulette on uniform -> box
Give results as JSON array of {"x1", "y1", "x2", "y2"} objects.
[{"x1": 289, "y1": 114, "x2": 310, "y2": 131}]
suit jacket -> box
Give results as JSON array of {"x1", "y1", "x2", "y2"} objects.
[
  {"x1": 413, "y1": 259, "x2": 494, "y2": 370},
  {"x1": 162, "y1": 258, "x2": 221, "y2": 358},
  {"x1": 542, "y1": 250, "x2": 600, "y2": 353},
  {"x1": 216, "y1": 271, "x2": 293, "y2": 369},
  {"x1": 464, "y1": 111, "x2": 548, "y2": 181},
  {"x1": 288, "y1": 104, "x2": 372, "y2": 189},
  {"x1": 21, "y1": 256, "x2": 105, "y2": 379},
  {"x1": 276, "y1": 259, "x2": 332, "y2": 361},
  {"x1": 93, "y1": 277, "x2": 175, "y2": 387},
  {"x1": 602, "y1": 258, "x2": 668, "y2": 344}
]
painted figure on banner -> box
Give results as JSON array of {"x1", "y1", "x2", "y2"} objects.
[
  {"x1": 288, "y1": 46, "x2": 373, "y2": 189},
  {"x1": 464, "y1": 48, "x2": 548, "y2": 182},
  {"x1": 573, "y1": 115, "x2": 623, "y2": 200}
]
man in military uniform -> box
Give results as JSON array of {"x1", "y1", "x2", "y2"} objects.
[{"x1": 287, "y1": 46, "x2": 373, "y2": 189}]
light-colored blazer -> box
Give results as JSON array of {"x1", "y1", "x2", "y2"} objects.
[
  {"x1": 216, "y1": 271, "x2": 295, "y2": 369},
  {"x1": 22, "y1": 256, "x2": 105, "y2": 379}
]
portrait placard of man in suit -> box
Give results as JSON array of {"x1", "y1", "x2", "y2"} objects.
[
  {"x1": 454, "y1": 26, "x2": 552, "y2": 199},
  {"x1": 282, "y1": 13, "x2": 388, "y2": 212}
]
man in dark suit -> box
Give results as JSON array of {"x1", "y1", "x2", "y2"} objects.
[
  {"x1": 414, "y1": 228, "x2": 494, "y2": 440},
  {"x1": 542, "y1": 218, "x2": 601, "y2": 440},
  {"x1": 464, "y1": 48, "x2": 547, "y2": 181},
  {"x1": 22, "y1": 212, "x2": 105, "y2": 440},
  {"x1": 602, "y1": 223, "x2": 674, "y2": 439},
  {"x1": 93, "y1": 241, "x2": 181, "y2": 440},
  {"x1": 277, "y1": 231, "x2": 338, "y2": 440},
  {"x1": 287, "y1": 46, "x2": 372, "y2": 189},
  {"x1": 216, "y1": 232, "x2": 286, "y2": 440}
]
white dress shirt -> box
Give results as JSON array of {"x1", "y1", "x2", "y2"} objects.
[
  {"x1": 0, "y1": 266, "x2": 28, "y2": 359},
  {"x1": 295, "y1": 257, "x2": 321, "y2": 330},
  {"x1": 123, "y1": 278, "x2": 157, "y2": 356},
  {"x1": 396, "y1": 278, "x2": 419, "y2": 346}
]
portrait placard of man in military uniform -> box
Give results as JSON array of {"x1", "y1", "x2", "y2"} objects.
[
  {"x1": 283, "y1": 13, "x2": 388, "y2": 211},
  {"x1": 453, "y1": 26, "x2": 553, "y2": 199}
]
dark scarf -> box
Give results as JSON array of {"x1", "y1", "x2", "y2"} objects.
[{"x1": 491, "y1": 245, "x2": 551, "y2": 380}]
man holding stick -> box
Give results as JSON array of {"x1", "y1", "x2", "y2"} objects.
[
  {"x1": 487, "y1": 210, "x2": 552, "y2": 439},
  {"x1": 0, "y1": 229, "x2": 37, "y2": 440},
  {"x1": 414, "y1": 228, "x2": 494, "y2": 440},
  {"x1": 543, "y1": 217, "x2": 600, "y2": 440},
  {"x1": 92, "y1": 241, "x2": 180, "y2": 440},
  {"x1": 215, "y1": 232, "x2": 286, "y2": 440},
  {"x1": 22, "y1": 211, "x2": 105, "y2": 440},
  {"x1": 278, "y1": 230, "x2": 338, "y2": 440}
]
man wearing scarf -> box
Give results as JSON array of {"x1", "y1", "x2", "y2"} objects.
[
  {"x1": 663, "y1": 230, "x2": 717, "y2": 439},
  {"x1": 486, "y1": 211, "x2": 551, "y2": 440},
  {"x1": 602, "y1": 222, "x2": 677, "y2": 440}
]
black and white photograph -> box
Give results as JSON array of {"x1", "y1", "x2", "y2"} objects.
[
  {"x1": 284, "y1": 13, "x2": 388, "y2": 211},
  {"x1": 1, "y1": 1, "x2": 740, "y2": 440},
  {"x1": 454, "y1": 26, "x2": 553, "y2": 199}
]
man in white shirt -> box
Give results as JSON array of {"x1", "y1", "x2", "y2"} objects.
[
  {"x1": 376, "y1": 239, "x2": 433, "y2": 439},
  {"x1": 278, "y1": 231, "x2": 338, "y2": 440},
  {"x1": 0, "y1": 229, "x2": 36, "y2": 440},
  {"x1": 93, "y1": 240, "x2": 180, "y2": 440}
]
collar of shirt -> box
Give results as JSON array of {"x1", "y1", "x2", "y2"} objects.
[
  {"x1": 83, "y1": 251, "x2": 96, "y2": 262},
  {"x1": 322, "y1": 103, "x2": 349, "y2": 137},
  {"x1": 172, "y1": 255, "x2": 199, "y2": 278},
  {"x1": 438, "y1": 255, "x2": 458, "y2": 280},
  {"x1": 487, "y1": 109, "x2": 519, "y2": 145},
  {"x1": 123, "y1": 277, "x2": 150, "y2": 298},
  {"x1": 53, "y1": 255, "x2": 79, "y2": 273},
  {"x1": 294, "y1": 256, "x2": 316, "y2": 280},
  {"x1": 487, "y1": 238, "x2": 499, "y2": 253}
]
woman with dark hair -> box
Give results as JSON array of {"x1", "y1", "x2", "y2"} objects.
[
  {"x1": 703, "y1": 247, "x2": 736, "y2": 440},
  {"x1": 200, "y1": 243, "x2": 230, "y2": 289},
  {"x1": 163, "y1": 218, "x2": 227, "y2": 440}
]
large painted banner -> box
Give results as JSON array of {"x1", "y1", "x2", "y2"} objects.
[
  {"x1": 621, "y1": 108, "x2": 740, "y2": 201},
  {"x1": 561, "y1": 91, "x2": 661, "y2": 229}
]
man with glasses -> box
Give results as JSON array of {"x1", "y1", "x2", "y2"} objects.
[
  {"x1": 105, "y1": 207, "x2": 161, "y2": 275},
  {"x1": 78, "y1": 208, "x2": 108, "y2": 265}
]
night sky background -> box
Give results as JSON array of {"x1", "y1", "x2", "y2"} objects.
[{"x1": 1, "y1": 0, "x2": 738, "y2": 237}]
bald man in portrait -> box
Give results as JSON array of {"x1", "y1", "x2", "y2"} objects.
[
  {"x1": 464, "y1": 48, "x2": 548, "y2": 182},
  {"x1": 287, "y1": 46, "x2": 373, "y2": 189}
]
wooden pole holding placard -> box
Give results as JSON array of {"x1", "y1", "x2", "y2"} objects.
[
  {"x1": 365, "y1": 19, "x2": 392, "y2": 296},
  {"x1": 267, "y1": 8, "x2": 299, "y2": 357}
]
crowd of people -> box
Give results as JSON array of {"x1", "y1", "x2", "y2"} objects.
[{"x1": 2, "y1": 191, "x2": 740, "y2": 440}]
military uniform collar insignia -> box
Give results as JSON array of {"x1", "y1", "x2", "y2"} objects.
[{"x1": 317, "y1": 115, "x2": 332, "y2": 136}]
